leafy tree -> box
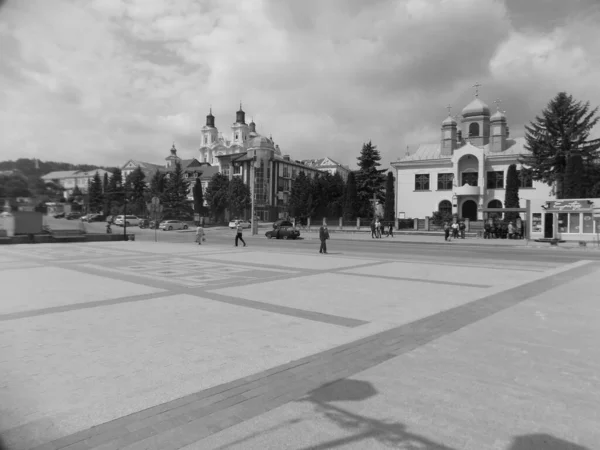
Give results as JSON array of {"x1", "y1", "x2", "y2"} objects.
[
  {"x1": 126, "y1": 167, "x2": 147, "y2": 216},
  {"x1": 150, "y1": 170, "x2": 166, "y2": 197},
  {"x1": 205, "y1": 172, "x2": 230, "y2": 222},
  {"x1": 228, "y1": 176, "x2": 251, "y2": 218},
  {"x1": 0, "y1": 173, "x2": 31, "y2": 198},
  {"x1": 563, "y1": 153, "x2": 585, "y2": 199},
  {"x1": 384, "y1": 172, "x2": 395, "y2": 222},
  {"x1": 504, "y1": 164, "x2": 520, "y2": 222},
  {"x1": 355, "y1": 141, "x2": 387, "y2": 217},
  {"x1": 89, "y1": 171, "x2": 104, "y2": 213},
  {"x1": 326, "y1": 172, "x2": 346, "y2": 218},
  {"x1": 521, "y1": 92, "x2": 600, "y2": 198},
  {"x1": 107, "y1": 168, "x2": 123, "y2": 215},
  {"x1": 70, "y1": 185, "x2": 83, "y2": 203},
  {"x1": 103, "y1": 172, "x2": 109, "y2": 192},
  {"x1": 343, "y1": 171, "x2": 359, "y2": 220},
  {"x1": 192, "y1": 180, "x2": 206, "y2": 215},
  {"x1": 289, "y1": 171, "x2": 312, "y2": 221},
  {"x1": 161, "y1": 161, "x2": 191, "y2": 218}
]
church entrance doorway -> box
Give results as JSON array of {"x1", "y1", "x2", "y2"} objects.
[
  {"x1": 461, "y1": 200, "x2": 478, "y2": 221},
  {"x1": 544, "y1": 213, "x2": 554, "y2": 239}
]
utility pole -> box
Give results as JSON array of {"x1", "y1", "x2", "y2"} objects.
[{"x1": 251, "y1": 157, "x2": 257, "y2": 235}]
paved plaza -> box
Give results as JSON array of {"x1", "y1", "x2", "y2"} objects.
[{"x1": 0, "y1": 241, "x2": 599, "y2": 449}]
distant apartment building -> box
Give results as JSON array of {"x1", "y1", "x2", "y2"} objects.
[
  {"x1": 298, "y1": 157, "x2": 351, "y2": 181},
  {"x1": 41, "y1": 169, "x2": 113, "y2": 199}
]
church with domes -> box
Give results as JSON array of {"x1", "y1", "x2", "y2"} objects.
[
  {"x1": 390, "y1": 86, "x2": 554, "y2": 224},
  {"x1": 197, "y1": 105, "x2": 324, "y2": 221}
]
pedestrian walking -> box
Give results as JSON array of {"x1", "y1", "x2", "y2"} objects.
[
  {"x1": 388, "y1": 222, "x2": 394, "y2": 237},
  {"x1": 443, "y1": 222, "x2": 450, "y2": 241},
  {"x1": 380, "y1": 221, "x2": 385, "y2": 238},
  {"x1": 370, "y1": 220, "x2": 377, "y2": 239},
  {"x1": 459, "y1": 220, "x2": 466, "y2": 239},
  {"x1": 195, "y1": 224, "x2": 205, "y2": 245},
  {"x1": 235, "y1": 222, "x2": 246, "y2": 247},
  {"x1": 451, "y1": 222, "x2": 459, "y2": 239},
  {"x1": 375, "y1": 219, "x2": 381, "y2": 238},
  {"x1": 319, "y1": 224, "x2": 330, "y2": 254}
]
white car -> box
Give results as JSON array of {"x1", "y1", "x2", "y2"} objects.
[
  {"x1": 113, "y1": 215, "x2": 140, "y2": 227},
  {"x1": 159, "y1": 220, "x2": 189, "y2": 231},
  {"x1": 229, "y1": 219, "x2": 251, "y2": 229}
]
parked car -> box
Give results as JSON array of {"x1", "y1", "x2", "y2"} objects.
[
  {"x1": 53, "y1": 212, "x2": 65, "y2": 219},
  {"x1": 88, "y1": 214, "x2": 106, "y2": 222},
  {"x1": 229, "y1": 219, "x2": 252, "y2": 229},
  {"x1": 265, "y1": 226, "x2": 300, "y2": 240},
  {"x1": 65, "y1": 213, "x2": 82, "y2": 220},
  {"x1": 273, "y1": 219, "x2": 293, "y2": 229},
  {"x1": 159, "y1": 220, "x2": 189, "y2": 231},
  {"x1": 113, "y1": 215, "x2": 140, "y2": 227}
]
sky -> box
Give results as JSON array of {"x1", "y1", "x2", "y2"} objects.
[{"x1": 1, "y1": 0, "x2": 600, "y2": 170}]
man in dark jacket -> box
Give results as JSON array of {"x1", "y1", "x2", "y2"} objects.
[
  {"x1": 319, "y1": 224, "x2": 330, "y2": 254},
  {"x1": 370, "y1": 220, "x2": 376, "y2": 238}
]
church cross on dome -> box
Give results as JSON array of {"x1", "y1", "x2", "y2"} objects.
[
  {"x1": 473, "y1": 81, "x2": 482, "y2": 97},
  {"x1": 494, "y1": 98, "x2": 502, "y2": 111},
  {"x1": 446, "y1": 104, "x2": 452, "y2": 116}
]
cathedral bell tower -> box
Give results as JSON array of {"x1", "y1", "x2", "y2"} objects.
[
  {"x1": 231, "y1": 102, "x2": 249, "y2": 145},
  {"x1": 490, "y1": 99, "x2": 507, "y2": 152},
  {"x1": 201, "y1": 108, "x2": 218, "y2": 147},
  {"x1": 440, "y1": 105, "x2": 457, "y2": 156}
]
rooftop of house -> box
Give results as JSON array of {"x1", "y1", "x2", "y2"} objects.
[{"x1": 396, "y1": 137, "x2": 529, "y2": 163}]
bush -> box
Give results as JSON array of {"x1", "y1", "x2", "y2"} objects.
[{"x1": 431, "y1": 210, "x2": 454, "y2": 226}]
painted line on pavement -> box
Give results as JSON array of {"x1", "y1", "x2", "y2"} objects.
[
  {"x1": 198, "y1": 291, "x2": 368, "y2": 328},
  {"x1": 35, "y1": 261, "x2": 599, "y2": 450},
  {"x1": 0, "y1": 291, "x2": 175, "y2": 322},
  {"x1": 336, "y1": 271, "x2": 493, "y2": 288}
]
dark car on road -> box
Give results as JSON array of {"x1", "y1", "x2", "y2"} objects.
[
  {"x1": 273, "y1": 219, "x2": 293, "y2": 229},
  {"x1": 53, "y1": 212, "x2": 65, "y2": 219},
  {"x1": 266, "y1": 226, "x2": 300, "y2": 240},
  {"x1": 65, "y1": 213, "x2": 82, "y2": 220}
]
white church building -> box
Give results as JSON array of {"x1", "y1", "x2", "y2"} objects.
[{"x1": 390, "y1": 90, "x2": 554, "y2": 223}]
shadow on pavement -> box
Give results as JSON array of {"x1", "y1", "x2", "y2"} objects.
[
  {"x1": 295, "y1": 379, "x2": 590, "y2": 450},
  {"x1": 508, "y1": 434, "x2": 589, "y2": 450}
]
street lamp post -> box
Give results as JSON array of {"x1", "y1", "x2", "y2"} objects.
[
  {"x1": 116, "y1": 181, "x2": 128, "y2": 241},
  {"x1": 251, "y1": 156, "x2": 257, "y2": 236}
]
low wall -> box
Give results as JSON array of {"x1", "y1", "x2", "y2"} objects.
[{"x1": 0, "y1": 233, "x2": 135, "y2": 245}]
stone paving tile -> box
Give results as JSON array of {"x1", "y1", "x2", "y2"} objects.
[{"x1": 31, "y1": 260, "x2": 596, "y2": 450}]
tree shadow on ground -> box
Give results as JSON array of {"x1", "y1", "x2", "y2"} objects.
[
  {"x1": 508, "y1": 434, "x2": 590, "y2": 450},
  {"x1": 296, "y1": 379, "x2": 591, "y2": 450},
  {"x1": 295, "y1": 379, "x2": 456, "y2": 450}
]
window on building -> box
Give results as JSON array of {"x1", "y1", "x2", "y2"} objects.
[
  {"x1": 486, "y1": 171, "x2": 504, "y2": 189},
  {"x1": 437, "y1": 173, "x2": 454, "y2": 190},
  {"x1": 204, "y1": 136, "x2": 207, "y2": 144},
  {"x1": 233, "y1": 164, "x2": 241, "y2": 174},
  {"x1": 558, "y1": 213, "x2": 568, "y2": 233},
  {"x1": 414, "y1": 174, "x2": 430, "y2": 191},
  {"x1": 283, "y1": 166, "x2": 289, "y2": 177},
  {"x1": 469, "y1": 123, "x2": 480, "y2": 137},
  {"x1": 517, "y1": 170, "x2": 533, "y2": 188},
  {"x1": 438, "y1": 200, "x2": 452, "y2": 215},
  {"x1": 222, "y1": 165, "x2": 230, "y2": 177},
  {"x1": 235, "y1": 133, "x2": 239, "y2": 140},
  {"x1": 292, "y1": 168, "x2": 297, "y2": 179},
  {"x1": 461, "y1": 172, "x2": 478, "y2": 186},
  {"x1": 569, "y1": 213, "x2": 580, "y2": 233},
  {"x1": 277, "y1": 178, "x2": 284, "y2": 192},
  {"x1": 582, "y1": 213, "x2": 594, "y2": 233}
]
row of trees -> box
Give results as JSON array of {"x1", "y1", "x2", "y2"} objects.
[
  {"x1": 288, "y1": 141, "x2": 395, "y2": 222},
  {"x1": 203, "y1": 173, "x2": 251, "y2": 222}
]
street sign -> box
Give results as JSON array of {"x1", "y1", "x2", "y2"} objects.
[
  {"x1": 593, "y1": 207, "x2": 600, "y2": 218},
  {"x1": 151, "y1": 197, "x2": 160, "y2": 206}
]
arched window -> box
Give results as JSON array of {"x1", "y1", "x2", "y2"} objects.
[
  {"x1": 469, "y1": 122, "x2": 480, "y2": 137},
  {"x1": 488, "y1": 199, "x2": 502, "y2": 208},
  {"x1": 439, "y1": 200, "x2": 452, "y2": 216}
]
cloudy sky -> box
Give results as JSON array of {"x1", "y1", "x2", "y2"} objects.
[{"x1": 1, "y1": 0, "x2": 600, "y2": 170}]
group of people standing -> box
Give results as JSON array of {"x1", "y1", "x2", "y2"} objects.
[
  {"x1": 443, "y1": 220, "x2": 466, "y2": 241},
  {"x1": 370, "y1": 219, "x2": 394, "y2": 238}
]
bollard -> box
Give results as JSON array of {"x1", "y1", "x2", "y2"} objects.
[
  {"x1": 356, "y1": 218, "x2": 360, "y2": 230},
  {"x1": 339, "y1": 217, "x2": 343, "y2": 230},
  {"x1": 425, "y1": 216, "x2": 430, "y2": 231},
  {"x1": 307, "y1": 217, "x2": 311, "y2": 231}
]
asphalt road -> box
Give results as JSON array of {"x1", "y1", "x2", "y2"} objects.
[{"x1": 80, "y1": 220, "x2": 600, "y2": 264}]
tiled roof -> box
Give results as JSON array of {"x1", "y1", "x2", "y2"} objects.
[
  {"x1": 396, "y1": 137, "x2": 530, "y2": 162},
  {"x1": 198, "y1": 166, "x2": 220, "y2": 180},
  {"x1": 41, "y1": 170, "x2": 79, "y2": 179},
  {"x1": 300, "y1": 157, "x2": 344, "y2": 168}
]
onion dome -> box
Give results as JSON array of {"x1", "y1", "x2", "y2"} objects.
[
  {"x1": 442, "y1": 115, "x2": 457, "y2": 126},
  {"x1": 206, "y1": 108, "x2": 215, "y2": 128},
  {"x1": 491, "y1": 109, "x2": 506, "y2": 122},
  {"x1": 247, "y1": 134, "x2": 275, "y2": 150},
  {"x1": 461, "y1": 98, "x2": 490, "y2": 118}
]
